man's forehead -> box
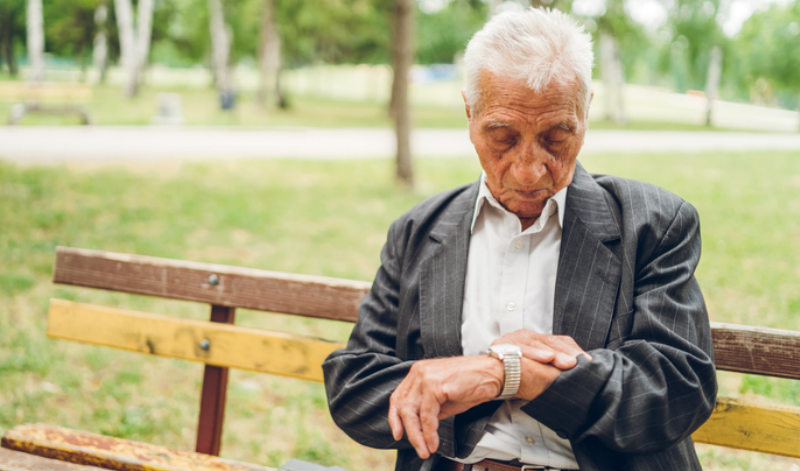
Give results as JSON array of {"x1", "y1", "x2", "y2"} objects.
[{"x1": 480, "y1": 76, "x2": 579, "y2": 110}]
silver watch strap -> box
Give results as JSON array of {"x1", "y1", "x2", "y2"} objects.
[{"x1": 498, "y1": 354, "x2": 521, "y2": 399}]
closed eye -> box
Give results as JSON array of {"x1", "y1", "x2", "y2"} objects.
[
  {"x1": 488, "y1": 127, "x2": 519, "y2": 149},
  {"x1": 540, "y1": 126, "x2": 572, "y2": 150}
]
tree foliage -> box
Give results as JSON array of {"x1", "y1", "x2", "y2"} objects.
[
  {"x1": 416, "y1": 0, "x2": 486, "y2": 64},
  {"x1": 732, "y1": 2, "x2": 800, "y2": 108},
  {"x1": 3, "y1": 0, "x2": 798, "y2": 113},
  {"x1": 658, "y1": 0, "x2": 724, "y2": 91}
]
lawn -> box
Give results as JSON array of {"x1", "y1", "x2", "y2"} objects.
[{"x1": 1, "y1": 152, "x2": 799, "y2": 470}]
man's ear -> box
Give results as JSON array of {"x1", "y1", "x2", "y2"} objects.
[
  {"x1": 461, "y1": 89, "x2": 471, "y2": 120},
  {"x1": 586, "y1": 90, "x2": 594, "y2": 119}
]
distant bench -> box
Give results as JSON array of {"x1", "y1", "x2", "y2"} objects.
[
  {"x1": 1, "y1": 246, "x2": 799, "y2": 470},
  {"x1": 0, "y1": 82, "x2": 92, "y2": 125}
]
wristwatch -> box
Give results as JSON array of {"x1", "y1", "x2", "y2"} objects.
[{"x1": 485, "y1": 344, "x2": 522, "y2": 400}]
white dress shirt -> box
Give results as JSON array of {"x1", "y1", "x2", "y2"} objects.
[{"x1": 458, "y1": 174, "x2": 578, "y2": 469}]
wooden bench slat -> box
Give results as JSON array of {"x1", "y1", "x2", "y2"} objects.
[
  {"x1": 47, "y1": 299, "x2": 343, "y2": 383},
  {"x1": 692, "y1": 396, "x2": 800, "y2": 458},
  {"x1": 0, "y1": 447, "x2": 107, "y2": 471},
  {"x1": 0, "y1": 83, "x2": 92, "y2": 101},
  {"x1": 1, "y1": 424, "x2": 274, "y2": 471},
  {"x1": 53, "y1": 246, "x2": 369, "y2": 323},
  {"x1": 710, "y1": 322, "x2": 800, "y2": 380}
]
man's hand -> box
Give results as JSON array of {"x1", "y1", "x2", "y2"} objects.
[
  {"x1": 493, "y1": 329, "x2": 592, "y2": 370},
  {"x1": 388, "y1": 331, "x2": 591, "y2": 459},
  {"x1": 388, "y1": 355, "x2": 502, "y2": 459},
  {"x1": 493, "y1": 330, "x2": 592, "y2": 401}
]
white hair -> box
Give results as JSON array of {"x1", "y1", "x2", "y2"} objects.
[{"x1": 463, "y1": 7, "x2": 594, "y2": 115}]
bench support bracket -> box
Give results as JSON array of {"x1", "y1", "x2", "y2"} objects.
[{"x1": 195, "y1": 304, "x2": 235, "y2": 456}]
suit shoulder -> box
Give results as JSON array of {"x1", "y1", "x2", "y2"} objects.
[
  {"x1": 392, "y1": 182, "x2": 475, "y2": 228},
  {"x1": 592, "y1": 173, "x2": 695, "y2": 217}
]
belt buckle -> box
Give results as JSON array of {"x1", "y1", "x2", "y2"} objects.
[{"x1": 521, "y1": 467, "x2": 549, "y2": 471}]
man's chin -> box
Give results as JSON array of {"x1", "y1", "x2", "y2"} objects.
[{"x1": 508, "y1": 204, "x2": 546, "y2": 221}]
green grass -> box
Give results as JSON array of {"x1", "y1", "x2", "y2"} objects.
[{"x1": 1, "y1": 153, "x2": 799, "y2": 469}]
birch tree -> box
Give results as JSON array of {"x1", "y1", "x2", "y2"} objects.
[
  {"x1": 92, "y1": 1, "x2": 109, "y2": 84},
  {"x1": 114, "y1": 0, "x2": 154, "y2": 98},
  {"x1": 208, "y1": 0, "x2": 234, "y2": 109},
  {"x1": 391, "y1": 0, "x2": 414, "y2": 186},
  {"x1": 26, "y1": 0, "x2": 45, "y2": 82},
  {"x1": 599, "y1": 31, "x2": 625, "y2": 124},
  {"x1": 596, "y1": 0, "x2": 631, "y2": 125},
  {"x1": 704, "y1": 45, "x2": 722, "y2": 127},
  {"x1": 257, "y1": 0, "x2": 285, "y2": 109}
]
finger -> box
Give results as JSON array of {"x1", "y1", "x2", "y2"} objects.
[
  {"x1": 388, "y1": 402, "x2": 403, "y2": 441},
  {"x1": 520, "y1": 345, "x2": 556, "y2": 363},
  {"x1": 543, "y1": 335, "x2": 588, "y2": 357},
  {"x1": 552, "y1": 352, "x2": 579, "y2": 369},
  {"x1": 398, "y1": 405, "x2": 430, "y2": 459},
  {"x1": 419, "y1": 391, "x2": 441, "y2": 455}
]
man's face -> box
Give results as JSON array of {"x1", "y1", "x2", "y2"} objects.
[{"x1": 466, "y1": 72, "x2": 588, "y2": 225}]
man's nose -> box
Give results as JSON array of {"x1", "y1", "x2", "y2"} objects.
[{"x1": 511, "y1": 143, "x2": 548, "y2": 186}]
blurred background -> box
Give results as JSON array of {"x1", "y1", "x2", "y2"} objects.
[{"x1": 1, "y1": 0, "x2": 799, "y2": 470}]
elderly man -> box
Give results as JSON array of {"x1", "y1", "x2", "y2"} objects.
[{"x1": 323, "y1": 8, "x2": 717, "y2": 471}]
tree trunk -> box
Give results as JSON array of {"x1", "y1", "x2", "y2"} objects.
[
  {"x1": 599, "y1": 31, "x2": 626, "y2": 124},
  {"x1": 704, "y1": 45, "x2": 722, "y2": 127},
  {"x1": 93, "y1": 2, "x2": 109, "y2": 84},
  {"x1": 208, "y1": 0, "x2": 234, "y2": 109},
  {"x1": 392, "y1": 0, "x2": 414, "y2": 186},
  {"x1": 114, "y1": 0, "x2": 153, "y2": 97},
  {"x1": 2, "y1": 14, "x2": 18, "y2": 76},
  {"x1": 26, "y1": 0, "x2": 45, "y2": 82},
  {"x1": 114, "y1": 0, "x2": 136, "y2": 96},
  {"x1": 130, "y1": 0, "x2": 154, "y2": 95},
  {"x1": 257, "y1": 0, "x2": 284, "y2": 109}
]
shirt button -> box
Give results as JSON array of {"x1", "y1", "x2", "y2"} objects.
[
  {"x1": 512, "y1": 240, "x2": 523, "y2": 250},
  {"x1": 525, "y1": 436, "x2": 536, "y2": 445},
  {"x1": 506, "y1": 302, "x2": 516, "y2": 311}
]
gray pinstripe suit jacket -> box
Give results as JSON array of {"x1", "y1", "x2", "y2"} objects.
[{"x1": 323, "y1": 163, "x2": 717, "y2": 471}]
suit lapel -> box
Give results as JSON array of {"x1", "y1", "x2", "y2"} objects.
[
  {"x1": 417, "y1": 166, "x2": 622, "y2": 355},
  {"x1": 554, "y1": 163, "x2": 622, "y2": 350},
  {"x1": 419, "y1": 182, "x2": 478, "y2": 358}
]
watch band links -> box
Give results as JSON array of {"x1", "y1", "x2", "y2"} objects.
[{"x1": 497, "y1": 356, "x2": 521, "y2": 400}]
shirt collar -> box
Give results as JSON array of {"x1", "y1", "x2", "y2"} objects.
[{"x1": 470, "y1": 173, "x2": 567, "y2": 233}]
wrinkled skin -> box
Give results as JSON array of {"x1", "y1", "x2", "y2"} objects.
[
  {"x1": 468, "y1": 72, "x2": 588, "y2": 230},
  {"x1": 387, "y1": 72, "x2": 593, "y2": 460}
]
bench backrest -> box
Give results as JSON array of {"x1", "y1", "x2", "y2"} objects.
[
  {"x1": 48, "y1": 247, "x2": 800, "y2": 459},
  {"x1": 0, "y1": 82, "x2": 92, "y2": 103}
]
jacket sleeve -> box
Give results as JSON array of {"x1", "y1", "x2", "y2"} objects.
[
  {"x1": 322, "y1": 218, "x2": 415, "y2": 450},
  {"x1": 521, "y1": 201, "x2": 717, "y2": 453}
]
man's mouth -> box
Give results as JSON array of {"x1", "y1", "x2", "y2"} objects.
[{"x1": 513, "y1": 188, "x2": 547, "y2": 199}]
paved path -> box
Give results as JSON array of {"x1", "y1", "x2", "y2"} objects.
[{"x1": 1, "y1": 126, "x2": 799, "y2": 165}]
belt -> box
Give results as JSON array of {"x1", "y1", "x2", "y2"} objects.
[{"x1": 444, "y1": 458, "x2": 574, "y2": 471}]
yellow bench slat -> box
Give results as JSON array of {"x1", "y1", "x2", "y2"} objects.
[
  {"x1": 692, "y1": 396, "x2": 800, "y2": 458},
  {"x1": 0, "y1": 446, "x2": 108, "y2": 470},
  {"x1": 47, "y1": 299, "x2": 343, "y2": 383},
  {"x1": 1, "y1": 424, "x2": 274, "y2": 471}
]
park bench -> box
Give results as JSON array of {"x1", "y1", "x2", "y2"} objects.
[
  {"x1": 0, "y1": 82, "x2": 92, "y2": 125},
  {"x1": 1, "y1": 246, "x2": 800, "y2": 470}
]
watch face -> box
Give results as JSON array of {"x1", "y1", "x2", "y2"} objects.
[{"x1": 491, "y1": 344, "x2": 521, "y2": 357}]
